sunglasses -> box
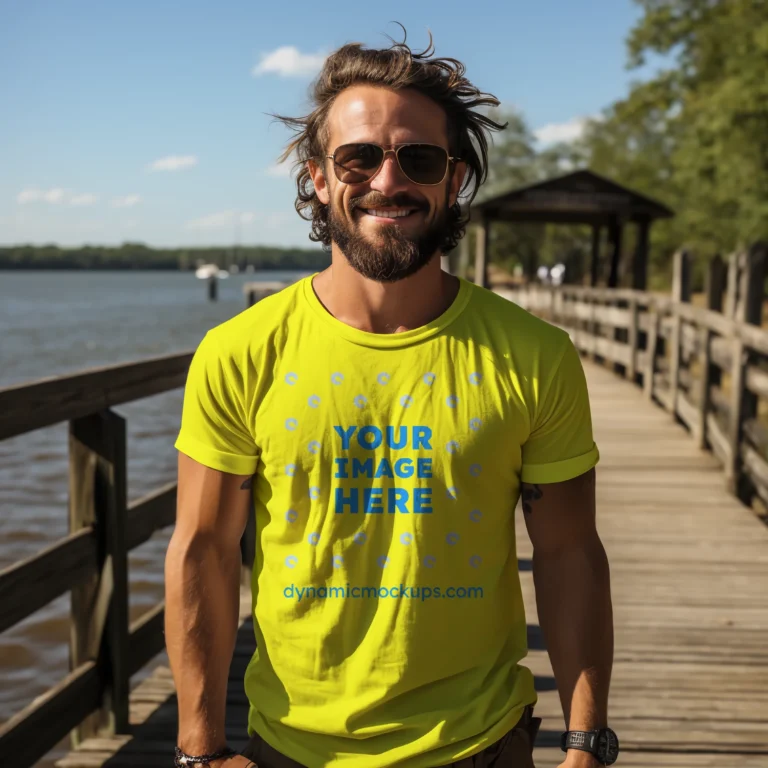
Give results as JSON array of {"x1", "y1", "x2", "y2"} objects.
[{"x1": 325, "y1": 143, "x2": 460, "y2": 186}]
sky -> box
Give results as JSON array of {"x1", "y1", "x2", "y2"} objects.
[{"x1": 0, "y1": 0, "x2": 661, "y2": 249}]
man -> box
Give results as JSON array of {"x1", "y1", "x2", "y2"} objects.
[{"x1": 167, "y1": 29, "x2": 615, "y2": 768}]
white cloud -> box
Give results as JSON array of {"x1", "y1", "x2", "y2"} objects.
[
  {"x1": 252, "y1": 46, "x2": 326, "y2": 77},
  {"x1": 17, "y1": 188, "x2": 44, "y2": 204},
  {"x1": 70, "y1": 193, "x2": 99, "y2": 206},
  {"x1": 17, "y1": 187, "x2": 67, "y2": 204},
  {"x1": 111, "y1": 194, "x2": 141, "y2": 208},
  {"x1": 16, "y1": 187, "x2": 103, "y2": 205},
  {"x1": 534, "y1": 116, "x2": 592, "y2": 146},
  {"x1": 147, "y1": 155, "x2": 198, "y2": 172}
]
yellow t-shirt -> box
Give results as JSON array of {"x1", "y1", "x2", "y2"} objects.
[{"x1": 174, "y1": 274, "x2": 599, "y2": 768}]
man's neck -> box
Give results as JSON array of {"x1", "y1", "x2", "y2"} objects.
[{"x1": 311, "y1": 252, "x2": 460, "y2": 335}]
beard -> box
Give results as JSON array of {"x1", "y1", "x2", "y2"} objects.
[{"x1": 327, "y1": 192, "x2": 452, "y2": 283}]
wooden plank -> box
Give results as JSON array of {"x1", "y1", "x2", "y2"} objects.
[
  {"x1": 0, "y1": 661, "x2": 101, "y2": 768},
  {"x1": 675, "y1": 391, "x2": 701, "y2": 442},
  {"x1": 709, "y1": 384, "x2": 730, "y2": 421},
  {"x1": 592, "y1": 305, "x2": 630, "y2": 328},
  {"x1": 741, "y1": 443, "x2": 768, "y2": 505},
  {"x1": 680, "y1": 321, "x2": 699, "y2": 362},
  {"x1": 68, "y1": 410, "x2": 131, "y2": 741},
  {"x1": 745, "y1": 364, "x2": 768, "y2": 399},
  {"x1": 743, "y1": 418, "x2": 768, "y2": 457},
  {"x1": 69, "y1": 415, "x2": 105, "y2": 745},
  {"x1": 706, "y1": 413, "x2": 732, "y2": 468},
  {"x1": 727, "y1": 338, "x2": 747, "y2": 491},
  {"x1": 710, "y1": 335, "x2": 732, "y2": 371},
  {"x1": 644, "y1": 311, "x2": 659, "y2": 399},
  {"x1": 0, "y1": 350, "x2": 193, "y2": 441},
  {"x1": 103, "y1": 409, "x2": 131, "y2": 734},
  {"x1": 0, "y1": 526, "x2": 97, "y2": 633},
  {"x1": 627, "y1": 299, "x2": 638, "y2": 381},
  {"x1": 125, "y1": 482, "x2": 177, "y2": 552},
  {"x1": 653, "y1": 377, "x2": 672, "y2": 410},
  {"x1": 128, "y1": 602, "x2": 166, "y2": 678},
  {"x1": 696, "y1": 326, "x2": 711, "y2": 450}
]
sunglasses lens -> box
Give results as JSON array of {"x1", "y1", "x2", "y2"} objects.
[
  {"x1": 333, "y1": 144, "x2": 384, "y2": 183},
  {"x1": 398, "y1": 144, "x2": 449, "y2": 184}
]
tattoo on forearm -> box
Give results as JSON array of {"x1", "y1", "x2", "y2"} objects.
[
  {"x1": 521, "y1": 483, "x2": 543, "y2": 515},
  {"x1": 240, "y1": 474, "x2": 254, "y2": 490}
]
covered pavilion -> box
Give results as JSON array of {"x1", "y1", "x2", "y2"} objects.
[{"x1": 460, "y1": 169, "x2": 674, "y2": 290}]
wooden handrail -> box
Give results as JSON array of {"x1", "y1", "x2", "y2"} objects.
[
  {"x1": 501, "y1": 241, "x2": 768, "y2": 515},
  {"x1": 0, "y1": 350, "x2": 194, "y2": 441},
  {"x1": 0, "y1": 349, "x2": 255, "y2": 768}
]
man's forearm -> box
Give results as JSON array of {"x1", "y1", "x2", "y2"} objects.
[
  {"x1": 533, "y1": 536, "x2": 613, "y2": 731},
  {"x1": 165, "y1": 532, "x2": 242, "y2": 754}
]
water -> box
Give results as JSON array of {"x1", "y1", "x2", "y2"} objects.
[{"x1": 0, "y1": 269, "x2": 311, "y2": 764}]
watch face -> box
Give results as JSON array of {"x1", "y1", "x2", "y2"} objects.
[{"x1": 598, "y1": 729, "x2": 620, "y2": 765}]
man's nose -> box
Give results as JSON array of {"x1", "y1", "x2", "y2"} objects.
[{"x1": 368, "y1": 152, "x2": 412, "y2": 197}]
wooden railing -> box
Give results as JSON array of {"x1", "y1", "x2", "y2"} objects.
[
  {"x1": 0, "y1": 351, "x2": 254, "y2": 768},
  {"x1": 499, "y1": 242, "x2": 768, "y2": 510}
]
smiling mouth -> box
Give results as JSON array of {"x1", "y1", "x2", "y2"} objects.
[{"x1": 359, "y1": 208, "x2": 421, "y2": 220}]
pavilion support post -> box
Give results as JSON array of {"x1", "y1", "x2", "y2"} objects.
[
  {"x1": 474, "y1": 217, "x2": 489, "y2": 289},
  {"x1": 590, "y1": 225, "x2": 601, "y2": 287},
  {"x1": 633, "y1": 219, "x2": 651, "y2": 290},
  {"x1": 607, "y1": 219, "x2": 623, "y2": 289}
]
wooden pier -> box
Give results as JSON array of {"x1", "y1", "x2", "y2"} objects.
[{"x1": 1, "y1": 252, "x2": 768, "y2": 766}]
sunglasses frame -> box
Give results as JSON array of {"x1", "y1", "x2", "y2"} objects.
[{"x1": 325, "y1": 142, "x2": 461, "y2": 186}]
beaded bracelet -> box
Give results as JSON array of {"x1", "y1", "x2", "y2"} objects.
[{"x1": 174, "y1": 745, "x2": 238, "y2": 766}]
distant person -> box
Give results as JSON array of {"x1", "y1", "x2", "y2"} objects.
[{"x1": 168, "y1": 26, "x2": 617, "y2": 768}]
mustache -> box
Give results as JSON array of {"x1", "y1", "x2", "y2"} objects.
[{"x1": 350, "y1": 194, "x2": 425, "y2": 211}]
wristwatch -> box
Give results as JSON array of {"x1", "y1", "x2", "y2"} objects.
[{"x1": 560, "y1": 728, "x2": 619, "y2": 765}]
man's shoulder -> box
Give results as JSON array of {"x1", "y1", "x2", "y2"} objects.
[
  {"x1": 466, "y1": 282, "x2": 571, "y2": 355},
  {"x1": 204, "y1": 277, "x2": 306, "y2": 356}
]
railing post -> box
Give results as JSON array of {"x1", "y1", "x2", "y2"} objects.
[
  {"x1": 724, "y1": 251, "x2": 740, "y2": 320},
  {"x1": 728, "y1": 243, "x2": 767, "y2": 497},
  {"x1": 69, "y1": 409, "x2": 130, "y2": 746},
  {"x1": 668, "y1": 249, "x2": 692, "y2": 415},
  {"x1": 626, "y1": 297, "x2": 639, "y2": 383},
  {"x1": 644, "y1": 306, "x2": 660, "y2": 399},
  {"x1": 697, "y1": 255, "x2": 726, "y2": 449}
]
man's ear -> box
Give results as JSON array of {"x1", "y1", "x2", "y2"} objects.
[
  {"x1": 448, "y1": 161, "x2": 467, "y2": 208},
  {"x1": 308, "y1": 158, "x2": 330, "y2": 205}
]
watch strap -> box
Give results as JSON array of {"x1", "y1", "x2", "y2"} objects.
[{"x1": 560, "y1": 730, "x2": 600, "y2": 755}]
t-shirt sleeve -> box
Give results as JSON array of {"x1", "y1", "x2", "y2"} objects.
[
  {"x1": 521, "y1": 335, "x2": 599, "y2": 484},
  {"x1": 174, "y1": 332, "x2": 259, "y2": 475}
]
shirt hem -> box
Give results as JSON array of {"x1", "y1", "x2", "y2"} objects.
[
  {"x1": 174, "y1": 433, "x2": 258, "y2": 476},
  {"x1": 520, "y1": 444, "x2": 600, "y2": 485}
]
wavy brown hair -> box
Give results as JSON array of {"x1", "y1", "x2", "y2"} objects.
[{"x1": 270, "y1": 25, "x2": 507, "y2": 252}]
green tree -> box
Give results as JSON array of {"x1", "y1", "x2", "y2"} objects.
[{"x1": 576, "y1": 0, "x2": 768, "y2": 285}]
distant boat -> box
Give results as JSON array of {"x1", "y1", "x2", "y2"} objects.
[{"x1": 195, "y1": 263, "x2": 229, "y2": 280}]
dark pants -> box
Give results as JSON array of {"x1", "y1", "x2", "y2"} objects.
[{"x1": 241, "y1": 707, "x2": 541, "y2": 767}]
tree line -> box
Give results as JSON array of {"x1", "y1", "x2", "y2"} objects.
[{"x1": 0, "y1": 243, "x2": 330, "y2": 271}]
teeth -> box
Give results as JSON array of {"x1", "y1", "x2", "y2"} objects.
[{"x1": 364, "y1": 209, "x2": 413, "y2": 218}]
